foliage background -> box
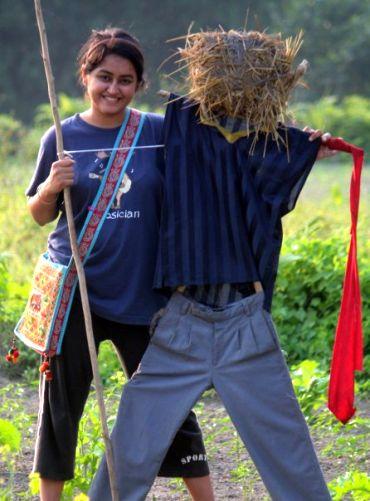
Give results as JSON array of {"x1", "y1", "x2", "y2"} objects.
[{"x1": 0, "y1": 0, "x2": 370, "y2": 122}]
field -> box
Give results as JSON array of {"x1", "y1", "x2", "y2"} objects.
[{"x1": 0, "y1": 156, "x2": 369, "y2": 500}]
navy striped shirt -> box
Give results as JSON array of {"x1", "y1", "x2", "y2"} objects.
[{"x1": 154, "y1": 96, "x2": 320, "y2": 311}]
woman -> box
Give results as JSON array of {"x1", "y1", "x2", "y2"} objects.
[{"x1": 27, "y1": 28, "x2": 213, "y2": 501}]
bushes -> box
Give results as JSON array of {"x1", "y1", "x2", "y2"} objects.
[
  {"x1": 293, "y1": 95, "x2": 370, "y2": 152},
  {"x1": 0, "y1": 94, "x2": 86, "y2": 163},
  {"x1": 0, "y1": 254, "x2": 28, "y2": 324},
  {"x1": 21, "y1": 93, "x2": 86, "y2": 162},
  {"x1": 0, "y1": 419, "x2": 22, "y2": 498},
  {"x1": 0, "y1": 254, "x2": 38, "y2": 379},
  {"x1": 329, "y1": 471, "x2": 370, "y2": 501},
  {"x1": 290, "y1": 360, "x2": 328, "y2": 423},
  {"x1": 273, "y1": 220, "x2": 370, "y2": 365},
  {"x1": 0, "y1": 114, "x2": 24, "y2": 158},
  {"x1": 0, "y1": 256, "x2": 8, "y2": 321}
]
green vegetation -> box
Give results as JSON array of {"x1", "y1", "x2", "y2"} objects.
[
  {"x1": 0, "y1": 419, "x2": 21, "y2": 452},
  {"x1": 0, "y1": 115, "x2": 24, "y2": 158},
  {"x1": 294, "y1": 95, "x2": 370, "y2": 152},
  {"x1": 274, "y1": 218, "x2": 370, "y2": 364},
  {"x1": 1, "y1": 1, "x2": 370, "y2": 122},
  {"x1": 330, "y1": 471, "x2": 370, "y2": 500}
]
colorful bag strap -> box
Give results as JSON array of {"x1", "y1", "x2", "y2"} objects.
[
  {"x1": 75, "y1": 109, "x2": 141, "y2": 259},
  {"x1": 48, "y1": 108, "x2": 145, "y2": 355},
  {"x1": 325, "y1": 137, "x2": 364, "y2": 424}
]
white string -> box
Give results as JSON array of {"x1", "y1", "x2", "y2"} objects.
[{"x1": 64, "y1": 144, "x2": 165, "y2": 155}]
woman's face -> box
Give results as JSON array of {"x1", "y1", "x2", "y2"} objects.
[{"x1": 82, "y1": 54, "x2": 139, "y2": 125}]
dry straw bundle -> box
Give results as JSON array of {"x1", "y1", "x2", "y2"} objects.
[{"x1": 175, "y1": 28, "x2": 307, "y2": 148}]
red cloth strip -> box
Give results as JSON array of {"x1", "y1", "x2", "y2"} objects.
[{"x1": 325, "y1": 137, "x2": 364, "y2": 424}]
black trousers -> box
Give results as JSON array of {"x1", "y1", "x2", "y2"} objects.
[{"x1": 33, "y1": 292, "x2": 209, "y2": 481}]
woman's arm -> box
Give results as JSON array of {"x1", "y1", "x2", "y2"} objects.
[{"x1": 28, "y1": 157, "x2": 74, "y2": 226}]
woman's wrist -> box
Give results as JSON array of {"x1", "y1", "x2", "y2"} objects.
[{"x1": 36, "y1": 182, "x2": 59, "y2": 205}]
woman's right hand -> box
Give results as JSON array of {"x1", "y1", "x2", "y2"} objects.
[
  {"x1": 43, "y1": 156, "x2": 75, "y2": 196},
  {"x1": 28, "y1": 156, "x2": 75, "y2": 226}
]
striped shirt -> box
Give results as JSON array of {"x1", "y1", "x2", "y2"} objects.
[{"x1": 154, "y1": 96, "x2": 320, "y2": 311}]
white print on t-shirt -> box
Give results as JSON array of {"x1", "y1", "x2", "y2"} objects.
[
  {"x1": 89, "y1": 150, "x2": 133, "y2": 209},
  {"x1": 180, "y1": 454, "x2": 207, "y2": 465},
  {"x1": 106, "y1": 209, "x2": 140, "y2": 220}
]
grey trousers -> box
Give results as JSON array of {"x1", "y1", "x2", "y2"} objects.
[{"x1": 89, "y1": 292, "x2": 331, "y2": 501}]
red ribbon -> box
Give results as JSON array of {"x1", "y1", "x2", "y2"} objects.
[{"x1": 325, "y1": 137, "x2": 364, "y2": 424}]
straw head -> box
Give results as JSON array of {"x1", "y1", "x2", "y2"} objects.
[{"x1": 176, "y1": 28, "x2": 306, "y2": 149}]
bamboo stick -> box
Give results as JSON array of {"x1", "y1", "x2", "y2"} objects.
[{"x1": 33, "y1": 1, "x2": 119, "y2": 499}]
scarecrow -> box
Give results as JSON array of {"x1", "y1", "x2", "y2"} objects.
[{"x1": 78, "y1": 28, "x2": 367, "y2": 501}]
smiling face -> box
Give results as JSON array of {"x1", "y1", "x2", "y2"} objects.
[{"x1": 82, "y1": 54, "x2": 139, "y2": 127}]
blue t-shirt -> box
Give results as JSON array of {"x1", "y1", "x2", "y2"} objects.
[
  {"x1": 154, "y1": 96, "x2": 321, "y2": 311},
  {"x1": 27, "y1": 111, "x2": 168, "y2": 325}
]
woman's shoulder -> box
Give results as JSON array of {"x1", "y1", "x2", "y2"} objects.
[{"x1": 138, "y1": 110, "x2": 164, "y2": 141}]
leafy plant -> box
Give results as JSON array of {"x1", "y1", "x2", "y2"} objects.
[
  {"x1": 73, "y1": 495, "x2": 89, "y2": 501},
  {"x1": 28, "y1": 472, "x2": 40, "y2": 497},
  {"x1": 329, "y1": 471, "x2": 370, "y2": 500},
  {"x1": 356, "y1": 354, "x2": 370, "y2": 395},
  {"x1": 293, "y1": 95, "x2": 370, "y2": 152},
  {"x1": 0, "y1": 259, "x2": 38, "y2": 379},
  {"x1": 273, "y1": 219, "x2": 370, "y2": 366},
  {"x1": 17, "y1": 93, "x2": 86, "y2": 163},
  {"x1": 0, "y1": 419, "x2": 22, "y2": 499},
  {"x1": 0, "y1": 114, "x2": 24, "y2": 158},
  {"x1": 0, "y1": 384, "x2": 37, "y2": 435},
  {"x1": 290, "y1": 360, "x2": 329, "y2": 423},
  {"x1": 61, "y1": 371, "x2": 124, "y2": 498},
  {"x1": 96, "y1": 341, "x2": 122, "y2": 385},
  {"x1": 0, "y1": 255, "x2": 9, "y2": 321},
  {"x1": 0, "y1": 254, "x2": 29, "y2": 324},
  {"x1": 0, "y1": 419, "x2": 21, "y2": 452},
  {"x1": 33, "y1": 93, "x2": 86, "y2": 129}
]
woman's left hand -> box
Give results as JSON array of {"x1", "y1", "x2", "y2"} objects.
[{"x1": 303, "y1": 126, "x2": 338, "y2": 161}]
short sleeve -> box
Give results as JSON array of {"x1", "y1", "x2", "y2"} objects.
[
  {"x1": 25, "y1": 126, "x2": 64, "y2": 210},
  {"x1": 251, "y1": 127, "x2": 321, "y2": 217},
  {"x1": 26, "y1": 126, "x2": 57, "y2": 197}
]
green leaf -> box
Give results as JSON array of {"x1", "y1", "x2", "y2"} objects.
[{"x1": 0, "y1": 419, "x2": 21, "y2": 453}]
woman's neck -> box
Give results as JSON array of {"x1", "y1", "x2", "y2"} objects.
[{"x1": 79, "y1": 108, "x2": 127, "y2": 128}]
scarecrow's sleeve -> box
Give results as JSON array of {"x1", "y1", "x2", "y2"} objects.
[
  {"x1": 26, "y1": 126, "x2": 63, "y2": 210},
  {"x1": 255, "y1": 127, "x2": 321, "y2": 217}
]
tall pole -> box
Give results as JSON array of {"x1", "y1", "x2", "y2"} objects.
[{"x1": 33, "y1": 1, "x2": 119, "y2": 499}]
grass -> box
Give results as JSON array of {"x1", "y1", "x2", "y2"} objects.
[
  {"x1": 1, "y1": 160, "x2": 49, "y2": 283},
  {"x1": 284, "y1": 158, "x2": 369, "y2": 240}
]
